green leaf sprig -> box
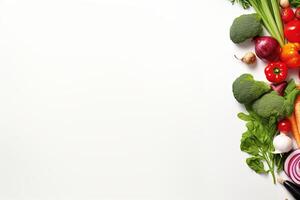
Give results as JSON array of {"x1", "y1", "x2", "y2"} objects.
[
  {"x1": 230, "y1": 0, "x2": 251, "y2": 9},
  {"x1": 239, "y1": 109, "x2": 281, "y2": 184},
  {"x1": 290, "y1": 0, "x2": 300, "y2": 7}
]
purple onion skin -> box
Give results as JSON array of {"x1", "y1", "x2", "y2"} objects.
[
  {"x1": 270, "y1": 81, "x2": 287, "y2": 96},
  {"x1": 254, "y1": 36, "x2": 281, "y2": 62}
]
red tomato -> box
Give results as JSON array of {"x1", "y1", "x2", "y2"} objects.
[
  {"x1": 284, "y1": 20, "x2": 300, "y2": 42},
  {"x1": 296, "y1": 7, "x2": 300, "y2": 19},
  {"x1": 278, "y1": 119, "x2": 292, "y2": 133},
  {"x1": 282, "y1": 7, "x2": 295, "y2": 23}
]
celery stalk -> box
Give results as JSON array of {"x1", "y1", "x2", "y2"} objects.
[
  {"x1": 249, "y1": 1, "x2": 276, "y2": 39},
  {"x1": 270, "y1": 0, "x2": 284, "y2": 43},
  {"x1": 261, "y1": 0, "x2": 283, "y2": 45},
  {"x1": 248, "y1": 0, "x2": 284, "y2": 46}
]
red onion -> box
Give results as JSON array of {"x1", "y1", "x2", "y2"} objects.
[
  {"x1": 254, "y1": 36, "x2": 281, "y2": 62},
  {"x1": 284, "y1": 150, "x2": 300, "y2": 185},
  {"x1": 270, "y1": 81, "x2": 287, "y2": 96}
]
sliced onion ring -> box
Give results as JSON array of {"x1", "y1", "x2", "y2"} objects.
[
  {"x1": 285, "y1": 150, "x2": 300, "y2": 185},
  {"x1": 285, "y1": 150, "x2": 300, "y2": 175}
]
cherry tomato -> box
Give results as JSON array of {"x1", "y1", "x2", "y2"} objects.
[
  {"x1": 278, "y1": 119, "x2": 292, "y2": 133},
  {"x1": 282, "y1": 7, "x2": 295, "y2": 23},
  {"x1": 296, "y1": 7, "x2": 300, "y2": 19},
  {"x1": 284, "y1": 20, "x2": 300, "y2": 42}
]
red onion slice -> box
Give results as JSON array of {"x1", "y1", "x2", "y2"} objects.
[
  {"x1": 285, "y1": 150, "x2": 300, "y2": 185},
  {"x1": 290, "y1": 157, "x2": 300, "y2": 184},
  {"x1": 285, "y1": 150, "x2": 300, "y2": 175}
]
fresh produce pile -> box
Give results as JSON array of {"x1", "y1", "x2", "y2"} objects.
[{"x1": 228, "y1": 0, "x2": 300, "y2": 198}]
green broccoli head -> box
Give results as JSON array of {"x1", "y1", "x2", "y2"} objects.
[
  {"x1": 232, "y1": 74, "x2": 270, "y2": 105},
  {"x1": 251, "y1": 80, "x2": 300, "y2": 119},
  {"x1": 230, "y1": 13, "x2": 263, "y2": 44},
  {"x1": 252, "y1": 92, "x2": 285, "y2": 118}
]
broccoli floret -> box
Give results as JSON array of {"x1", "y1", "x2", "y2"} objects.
[
  {"x1": 230, "y1": 13, "x2": 263, "y2": 44},
  {"x1": 232, "y1": 74, "x2": 270, "y2": 105},
  {"x1": 252, "y1": 81, "x2": 300, "y2": 118},
  {"x1": 252, "y1": 92, "x2": 285, "y2": 118}
]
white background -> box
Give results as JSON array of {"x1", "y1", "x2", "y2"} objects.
[{"x1": 0, "y1": 0, "x2": 294, "y2": 199}]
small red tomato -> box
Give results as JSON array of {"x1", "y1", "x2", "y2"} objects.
[
  {"x1": 284, "y1": 20, "x2": 300, "y2": 42},
  {"x1": 282, "y1": 7, "x2": 295, "y2": 23},
  {"x1": 296, "y1": 7, "x2": 300, "y2": 19},
  {"x1": 278, "y1": 119, "x2": 292, "y2": 133}
]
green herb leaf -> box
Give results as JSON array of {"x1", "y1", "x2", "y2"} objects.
[
  {"x1": 241, "y1": 131, "x2": 260, "y2": 155},
  {"x1": 283, "y1": 90, "x2": 300, "y2": 117},
  {"x1": 283, "y1": 80, "x2": 300, "y2": 117},
  {"x1": 246, "y1": 157, "x2": 267, "y2": 174},
  {"x1": 290, "y1": 0, "x2": 300, "y2": 8},
  {"x1": 229, "y1": 0, "x2": 251, "y2": 9},
  {"x1": 238, "y1": 112, "x2": 252, "y2": 121},
  {"x1": 238, "y1": 108, "x2": 279, "y2": 183},
  {"x1": 284, "y1": 80, "x2": 296, "y2": 95}
]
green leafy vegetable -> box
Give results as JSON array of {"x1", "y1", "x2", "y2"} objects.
[
  {"x1": 246, "y1": 157, "x2": 268, "y2": 174},
  {"x1": 230, "y1": 14, "x2": 263, "y2": 43},
  {"x1": 239, "y1": 108, "x2": 282, "y2": 183},
  {"x1": 284, "y1": 79, "x2": 297, "y2": 95},
  {"x1": 283, "y1": 87, "x2": 300, "y2": 116},
  {"x1": 232, "y1": 74, "x2": 270, "y2": 105},
  {"x1": 230, "y1": 0, "x2": 251, "y2": 9},
  {"x1": 290, "y1": 0, "x2": 300, "y2": 7},
  {"x1": 282, "y1": 80, "x2": 300, "y2": 116}
]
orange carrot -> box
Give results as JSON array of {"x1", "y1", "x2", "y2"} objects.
[
  {"x1": 290, "y1": 94, "x2": 300, "y2": 148},
  {"x1": 288, "y1": 113, "x2": 300, "y2": 148},
  {"x1": 295, "y1": 96, "x2": 300, "y2": 128}
]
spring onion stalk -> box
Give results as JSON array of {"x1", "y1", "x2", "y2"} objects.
[
  {"x1": 248, "y1": 1, "x2": 272, "y2": 34},
  {"x1": 248, "y1": 0, "x2": 285, "y2": 46},
  {"x1": 261, "y1": 0, "x2": 283, "y2": 44},
  {"x1": 271, "y1": 0, "x2": 284, "y2": 42},
  {"x1": 248, "y1": 1, "x2": 274, "y2": 37}
]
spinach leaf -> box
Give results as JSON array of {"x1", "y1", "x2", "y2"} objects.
[
  {"x1": 241, "y1": 131, "x2": 259, "y2": 155},
  {"x1": 239, "y1": 108, "x2": 279, "y2": 183},
  {"x1": 246, "y1": 157, "x2": 267, "y2": 174},
  {"x1": 284, "y1": 80, "x2": 296, "y2": 96},
  {"x1": 283, "y1": 80, "x2": 300, "y2": 117}
]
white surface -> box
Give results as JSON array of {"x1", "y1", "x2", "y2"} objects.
[{"x1": 0, "y1": 0, "x2": 293, "y2": 199}]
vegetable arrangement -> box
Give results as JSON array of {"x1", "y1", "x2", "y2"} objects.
[
  {"x1": 233, "y1": 75, "x2": 298, "y2": 183},
  {"x1": 228, "y1": 0, "x2": 300, "y2": 198}
]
